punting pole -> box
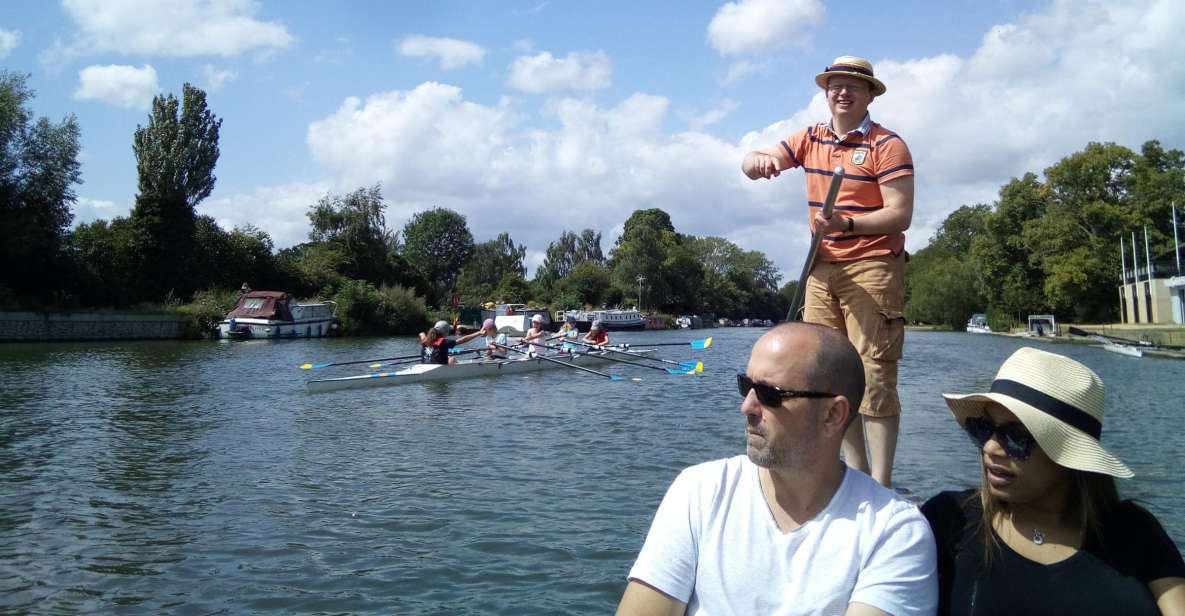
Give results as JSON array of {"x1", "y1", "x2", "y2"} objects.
[
  {"x1": 1120, "y1": 237, "x2": 1127, "y2": 283},
  {"x1": 1144, "y1": 226, "x2": 1153, "y2": 282},
  {"x1": 1132, "y1": 232, "x2": 1139, "y2": 279},
  {"x1": 1173, "y1": 202, "x2": 1181, "y2": 275}
]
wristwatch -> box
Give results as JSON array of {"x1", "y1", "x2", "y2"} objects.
[{"x1": 846, "y1": 217, "x2": 855, "y2": 233}]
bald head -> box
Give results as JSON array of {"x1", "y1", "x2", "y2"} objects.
[{"x1": 753, "y1": 322, "x2": 865, "y2": 425}]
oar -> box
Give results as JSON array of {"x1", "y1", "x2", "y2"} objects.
[
  {"x1": 534, "y1": 342, "x2": 700, "y2": 375},
  {"x1": 567, "y1": 339, "x2": 703, "y2": 372},
  {"x1": 497, "y1": 344, "x2": 641, "y2": 381},
  {"x1": 786, "y1": 166, "x2": 845, "y2": 321},
  {"x1": 299, "y1": 346, "x2": 482, "y2": 370},
  {"x1": 621, "y1": 337, "x2": 713, "y2": 350}
]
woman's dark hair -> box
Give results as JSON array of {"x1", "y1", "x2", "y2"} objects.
[{"x1": 973, "y1": 466, "x2": 1119, "y2": 564}]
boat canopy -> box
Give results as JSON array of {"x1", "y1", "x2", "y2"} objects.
[{"x1": 227, "y1": 291, "x2": 294, "y2": 321}]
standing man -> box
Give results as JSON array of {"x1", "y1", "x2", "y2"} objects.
[
  {"x1": 616, "y1": 323, "x2": 935, "y2": 615},
  {"x1": 741, "y1": 55, "x2": 914, "y2": 487}
]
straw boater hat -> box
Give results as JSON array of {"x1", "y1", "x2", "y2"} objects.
[
  {"x1": 943, "y1": 347, "x2": 1133, "y2": 478},
  {"x1": 815, "y1": 55, "x2": 886, "y2": 97}
]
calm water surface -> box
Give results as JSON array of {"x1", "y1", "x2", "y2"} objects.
[{"x1": 2, "y1": 328, "x2": 1182, "y2": 614}]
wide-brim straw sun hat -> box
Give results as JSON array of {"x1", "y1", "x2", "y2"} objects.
[
  {"x1": 815, "y1": 55, "x2": 886, "y2": 97},
  {"x1": 943, "y1": 346, "x2": 1133, "y2": 478}
]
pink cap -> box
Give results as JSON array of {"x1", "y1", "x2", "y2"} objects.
[
  {"x1": 482, "y1": 318, "x2": 495, "y2": 330},
  {"x1": 531, "y1": 314, "x2": 543, "y2": 323}
]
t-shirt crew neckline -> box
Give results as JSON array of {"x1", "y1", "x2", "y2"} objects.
[{"x1": 754, "y1": 461, "x2": 853, "y2": 536}]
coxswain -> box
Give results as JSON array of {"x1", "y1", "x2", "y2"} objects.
[{"x1": 419, "y1": 320, "x2": 485, "y2": 365}]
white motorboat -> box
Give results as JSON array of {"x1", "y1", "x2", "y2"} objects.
[
  {"x1": 1101, "y1": 342, "x2": 1144, "y2": 358},
  {"x1": 218, "y1": 291, "x2": 338, "y2": 339},
  {"x1": 965, "y1": 313, "x2": 992, "y2": 334},
  {"x1": 554, "y1": 308, "x2": 646, "y2": 331},
  {"x1": 306, "y1": 348, "x2": 654, "y2": 393}
]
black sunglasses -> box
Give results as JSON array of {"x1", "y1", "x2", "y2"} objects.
[
  {"x1": 736, "y1": 373, "x2": 837, "y2": 407},
  {"x1": 963, "y1": 415, "x2": 1037, "y2": 461}
]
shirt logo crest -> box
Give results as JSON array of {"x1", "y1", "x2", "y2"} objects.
[{"x1": 852, "y1": 150, "x2": 867, "y2": 165}]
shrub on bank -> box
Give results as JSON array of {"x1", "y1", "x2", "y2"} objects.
[
  {"x1": 332, "y1": 280, "x2": 429, "y2": 336},
  {"x1": 173, "y1": 288, "x2": 241, "y2": 338}
]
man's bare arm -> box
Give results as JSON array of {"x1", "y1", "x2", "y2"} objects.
[
  {"x1": 615, "y1": 580, "x2": 687, "y2": 616},
  {"x1": 742, "y1": 145, "x2": 790, "y2": 180},
  {"x1": 814, "y1": 175, "x2": 914, "y2": 235},
  {"x1": 845, "y1": 601, "x2": 893, "y2": 616}
]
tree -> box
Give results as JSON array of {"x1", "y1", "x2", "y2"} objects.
[
  {"x1": 402, "y1": 207, "x2": 475, "y2": 305},
  {"x1": 0, "y1": 71, "x2": 82, "y2": 300},
  {"x1": 555, "y1": 261, "x2": 612, "y2": 306},
  {"x1": 609, "y1": 208, "x2": 681, "y2": 310},
  {"x1": 129, "y1": 83, "x2": 221, "y2": 301},
  {"x1": 535, "y1": 229, "x2": 604, "y2": 288},
  {"x1": 457, "y1": 232, "x2": 526, "y2": 304},
  {"x1": 903, "y1": 204, "x2": 990, "y2": 327},
  {"x1": 63, "y1": 217, "x2": 137, "y2": 306},
  {"x1": 305, "y1": 185, "x2": 415, "y2": 288},
  {"x1": 969, "y1": 173, "x2": 1050, "y2": 320}
]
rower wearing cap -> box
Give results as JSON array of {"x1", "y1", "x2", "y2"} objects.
[
  {"x1": 553, "y1": 314, "x2": 581, "y2": 353},
  {"x1": 479, "y1": 318, "x2": 510, "y2": 359},
  {"x1": 582, "y1": 319, "x2": 609, "y2": 346},
  {"x1": 419, "y1": 319, "x2": 485, "y2": 365},
  {"x1": 522, "y1": 313, "x2": 548, "y2": 356}
]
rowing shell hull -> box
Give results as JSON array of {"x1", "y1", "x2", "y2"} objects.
[{"x1": 306, "y1": 350, "x2": 645, "y2": 393}]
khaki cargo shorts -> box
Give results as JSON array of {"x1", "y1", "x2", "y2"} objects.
[{"x1": 803, "y1": 253, "x2": 906, "y2": 418}]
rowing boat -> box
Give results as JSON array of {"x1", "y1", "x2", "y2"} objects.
[{"x1": 306, "y1": 348, "x2": 651, "y2": 393}]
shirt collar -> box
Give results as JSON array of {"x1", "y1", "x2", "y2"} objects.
[{"x1": 827, "y1": 113, "x2": 872, "y2": 139}]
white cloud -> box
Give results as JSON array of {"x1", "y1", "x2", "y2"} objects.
[
  {"x1": 200, "y1": 181, "x2": 334, "y2": 249},
  {"x1": 398, "y1": 35, "x2": 486, "y2": 70},
  {"x1": 238, "y1": 0, "x2": 1183, "y2": 282},
  {"x1": 201, "y1": 64, "x2": 237, "y2": 92},
  {"x1": 682, "y1": 99, "x2": 739, "y2": 131},
  {"x1": 0, "y1": 29, "x2": 20, "y2": 58},
  {"x1": 723, "y1": 59, "x2": 766, "y2": 84},
  {"x1": 508, "y1": 50, "x2": 611, "y2": 93},
  {"x1": 51, "y1": 0, "x2": 293, "y2": 60},
  {"x1": 708, "y1": 0, "x2": 825, "y2": 56},
  {"x1": 74, "y1": 64, "x2": 159, "y2": 109},
  {"x1": 72, "y1": 197, "x2": 123, "y2": 226}
]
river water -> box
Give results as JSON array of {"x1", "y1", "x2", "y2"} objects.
[{"x1": 2, "y1": 328, "x2": 1182, "y2": 614}]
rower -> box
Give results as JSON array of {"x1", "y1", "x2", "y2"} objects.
[
  {"x1": 553, "y1": 314, "x2": 580, "y2": 353},
  {"x1": 420, "y1": 320, "x2": 485, "y2": 365},
  {"x1": 522, "y1": 314, "x2": 548, "y2": 356},
  {"x1": 479, "y1": 318, "x2": 510, "y2": 359},
  {"x1": 582, "y1": 319, "x2": 609, "y2": 347}
]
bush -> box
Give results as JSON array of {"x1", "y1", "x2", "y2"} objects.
[
  {"x1": 173, "y1": 288, "x2": 240, "y2": 338},
  {"x1": 332, "y1": 279, "x2": 430, "y2": 336}
]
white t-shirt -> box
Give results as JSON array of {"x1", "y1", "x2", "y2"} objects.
[{"x1": 627, "y1": 455, "x2": 937, "y2": 616}]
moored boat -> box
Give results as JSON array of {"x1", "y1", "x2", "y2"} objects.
[
  {"x1": 554, "y1": 308, "x2": 646, "y2": 332},
  {"x1": 965, "y1": 313, "x2": 992, "y2": 334},
  {"x1": 306, "y1": 347, "x2": 652, "y2": 393},
  {"x1": 1101, "y1": 342, "x2": 1144, "y2": 358},
  {"x1": 480, "y1": 303, "x2": 554, "y2": 335},
  {"x1": 217, "y1": 291, "x2": 338, "y2": 339}
]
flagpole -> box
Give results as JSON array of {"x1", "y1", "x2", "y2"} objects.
[{"x1": 1173, "y1": 201, "x2": 1181, "y2": 275}]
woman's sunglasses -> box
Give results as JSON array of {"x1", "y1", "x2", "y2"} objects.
[
  {"x1": 963, "y1": 415, "x2": 1037, "y2": 461},
  {"x1": 736, "y1": 373, "x2": 836, "y2": 407}
]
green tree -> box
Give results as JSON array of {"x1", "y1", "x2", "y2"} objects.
[
  {"x1": 492, "y1": 272, "x2": 532, "y2": 304},
  {"x1": 457, "y1": 232, "x2": 526, "y2": 304},
  {"x1": 402, "y1": 207, "x2": 475, "y2": 305},
  {"x1": 555, "y1": 260, "x2": 612, "y2": 306},
  {"x1": 535, "y1": 229, "x2": 604, "y2": 288},
  {"x1": 130, "y1": 83, "x2": 221, "y2": 301},
  {"x1": 305, "y1": 185, "x2": 415, "y2": 287},
  {"x1": 904, "y1": 204, "x2": 990, "y2": 327},
  {"x1": 0, "y1": 71, "x2": 82, "y2": 300},
  {"x1": 609, "y1": 208, "x2": 682, "y2": 310},
  {"x1": 969, "y1": 173, "x2": 1050, "y2": 320},
  {"x1": 63, "y1": 217, "x2": 137, "y2": 306}
]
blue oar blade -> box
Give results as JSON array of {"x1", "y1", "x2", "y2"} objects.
[
  {"x1": 690, "y1": 336, "x2": 713, "y2": 350},
  {"x1": 666, "y1": 366, "x2": 695, "y2": 375}
]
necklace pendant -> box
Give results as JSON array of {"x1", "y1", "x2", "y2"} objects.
[{"x1": 1032, "y1": 529, "x2": 1046, "y2": 545}]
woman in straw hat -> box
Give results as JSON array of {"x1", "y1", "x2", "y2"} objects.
[{"x1": 921, "y1": 347, "x2": 1184, "y2": 615}]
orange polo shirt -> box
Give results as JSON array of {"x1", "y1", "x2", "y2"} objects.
[{"x1": 776, "y1": 119, "x2": 913, "y2": 262}]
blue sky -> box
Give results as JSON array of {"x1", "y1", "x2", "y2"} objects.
[{"x1": 3, "y1": 0, "x2": 1183, "y2": 280}]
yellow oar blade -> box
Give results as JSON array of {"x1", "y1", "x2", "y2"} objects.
[
  {"x1": 695, "y1": 361, "x2": 704, "y2": 374},
  {"x1": 299, "y1": 363, "x2": 314, "y2": 370}
]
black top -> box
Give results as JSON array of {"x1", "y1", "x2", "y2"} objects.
[
  {"x1": 921, "y1": 489, "x2": 1185, "y2": 616},
  {"x1": 423, "y1": 338, "x2": 457, "y2": 364}
]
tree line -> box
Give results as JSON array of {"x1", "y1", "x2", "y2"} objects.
[
  {"x1": 0, "y1": 72, "x2": 792, "y2": 335},
  {"x1": 906, "y1": 140, "x2": 1184, "y2": 329}
]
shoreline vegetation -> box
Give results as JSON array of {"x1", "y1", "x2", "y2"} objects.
[{"x1": 4, "y1": 73, "x2": 1183, "y2": 339}]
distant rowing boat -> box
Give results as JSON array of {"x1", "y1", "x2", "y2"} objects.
[{"x1": 306, "y1": 348, "x2": 652, "y2": 393}]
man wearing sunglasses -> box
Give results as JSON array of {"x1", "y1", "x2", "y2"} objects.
[
  {"x1": 741, "y1": 55, "x2": 913, "y2": 489},
  {"x1": 617, "y1": 323, "x2": 936, "y2": 616}
]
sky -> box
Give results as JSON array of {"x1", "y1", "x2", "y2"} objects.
[{"x1": 4, "y1": 0, "x2": 1185, "y2": 282}]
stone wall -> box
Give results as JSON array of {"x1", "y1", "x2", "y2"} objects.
[{"x1": 0, "y1": 311, "x2": 188, "y2": 342}]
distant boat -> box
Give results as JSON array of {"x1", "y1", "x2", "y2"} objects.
[
  {"x1": 676, "y1": 315, "x2": 703, "y2": 329},
  {"x1": 554, "y1": 308, "x2": 646, "y2": 332},
  {"x1": 966, "y1": 313, "x2": 992, "y2": 334},
  {"x1": 217, "y1": 291, "x2": 338, "y2": 339},
  {"x1": 480, "y1": 303, "x2": 553, "y2": 335},
  {"x1": 1101, "y1": 342, "x2": 1144, "y2": 358}
]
